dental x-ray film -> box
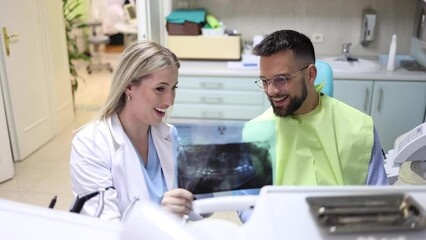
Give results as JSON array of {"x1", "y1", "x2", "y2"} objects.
[{"x1": 174, "y1": 121, "x2": 275, "y2": 194}]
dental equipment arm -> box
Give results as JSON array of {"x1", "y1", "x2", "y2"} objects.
[
  {"x1": 385, "y1": 122, "x2": 426, "y2": 184},
  {"x1": 192, "y1": 195, "x2": 258, "y2": 215},
  {"x1": 391, "y1": 122, "x2": 426, "y2": 165}
]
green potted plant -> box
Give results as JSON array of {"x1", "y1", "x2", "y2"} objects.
[{"x1": 62, "y1": 0, "x2": 90, "y2": 109}]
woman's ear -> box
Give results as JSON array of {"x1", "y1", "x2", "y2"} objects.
[{"x1": 124, "y1": 84, "x2": 133, "y2": 95}]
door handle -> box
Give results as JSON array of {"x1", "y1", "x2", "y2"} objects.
[
  {"x1": 363, "y1": 87, "x2": 370, "y2": 112},
  {"x1": 201, "y1": 97, "x2": 223, "y2": 104},
  {"x1": 200, "y1": 82, "x2": 223, "y2": 89},
  {"x1": 423, "y1": 104, "x2": 426, "y2": 123},
  {"x1": 2, "y1": 27, "x2": 19, "y2": 56},
  {"x1": 377, "y1": 88, "x2": 383, "y2": 112},
  {"x1": 202, "y1": 111, "x2": 223, "y2": 118}
]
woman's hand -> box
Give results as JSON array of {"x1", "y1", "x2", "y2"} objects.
[{"x1": 161, "y1": 188, "x2": 194, "y2": 217}]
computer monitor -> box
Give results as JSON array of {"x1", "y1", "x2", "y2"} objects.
[{"x1": 124, "y1": 3, "x2": 137, "y2": 25}]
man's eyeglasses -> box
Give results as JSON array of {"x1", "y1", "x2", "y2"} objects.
[{"x1": 255, "y1": 65, "x2": 309, "y2": 90}]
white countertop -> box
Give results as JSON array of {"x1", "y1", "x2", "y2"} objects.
[
  {"x1": 179, "y1": 60, "x2": 259, "y2": 77},
  {"x1": 114, "y1": 22, "x2": 137, "y2": 34},
  {"x1": 179, "y1": 60, "x2": 426, "y2": 81}
]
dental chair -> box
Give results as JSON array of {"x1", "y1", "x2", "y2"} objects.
[{"x1": 314, "y1": 60, "x2": 334, "y2": 97}]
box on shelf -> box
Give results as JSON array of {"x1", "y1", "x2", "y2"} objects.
[
  {"x1": 167, "y1": 35, "x2": 241, "y2": 60},
  {"x1": 166, "y1": 21, "x2": 202, "y2": 35},
  {"x1": 166, "y1": 9, "x2": 205, "y2": 35}
]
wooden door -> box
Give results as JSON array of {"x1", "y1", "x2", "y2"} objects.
[
  {"x1": 0, "y1": 76, "x2": 14, "y2": 182},
  {"x1": 0, "y1": 0, "x2": 55, "y2": 161}
]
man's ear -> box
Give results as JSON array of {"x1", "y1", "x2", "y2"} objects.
[{"x1": 308, "y1": 64, "x2": 317, "y2": 84}]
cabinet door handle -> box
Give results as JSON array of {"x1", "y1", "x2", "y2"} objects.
[
  {"x1": 202, "y1": 111, "x2": 223, "y2": 118},
  {"x1": 423, "y1": 104, "x2": 426, "y2": 123},
  {"x1": 200, "y1": 82, "x2": 223, "y2": 89},
  {"x1": 364, "y1": 87, "x2": 370, "y2": 112},
  {"x1": 377, "y1": 88, "x2": 383, "y2": 112},
  {"x1": 201, "y1": 97, "x2": 223, "y2": 104}
]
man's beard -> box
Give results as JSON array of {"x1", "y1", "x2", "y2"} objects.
[{"x1": 270, "y1": 81, "x2": 308, "y2": 118}]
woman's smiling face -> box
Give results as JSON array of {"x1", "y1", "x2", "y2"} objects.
[{"x1": 125, "y1": 65, "x2": 179, "y2": 125}]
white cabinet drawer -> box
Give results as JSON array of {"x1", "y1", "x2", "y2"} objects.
[
  {"x1": 171, "y1": 104, "x2": 264, "y2": 120},
  {"x1": 178, "y1": 76, "x2": 258, "y2": 91},
  {"x1": 175, "y1": 89, "x2": 264, "y2": 105}
]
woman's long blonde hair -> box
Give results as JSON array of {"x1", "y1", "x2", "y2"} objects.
[{"x1": 94, "y1": 40, "x2": 180, "y2": 121}]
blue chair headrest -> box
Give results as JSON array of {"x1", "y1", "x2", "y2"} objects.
[{"x1": 314, "y1": 60, "x2": 334, "y2": 97}]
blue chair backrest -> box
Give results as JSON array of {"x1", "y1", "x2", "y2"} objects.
[{"x1": 314, "y1": 60, "x2": 334, "y2": 97}]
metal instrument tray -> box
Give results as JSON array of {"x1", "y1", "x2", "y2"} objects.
[{"x1": 306, "y1": 193, "x2": 426, "y2": 234}]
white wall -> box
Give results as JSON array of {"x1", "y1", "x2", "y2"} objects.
[
  {"x1": 173, "y1": 0, "x2": 417, "y2": 58},
  {"x1": 43, "y1": 1, "x2": 75, "y2": 132}
]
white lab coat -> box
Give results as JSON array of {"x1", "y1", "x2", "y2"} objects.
[{"x1": 70, "y1": 114, "x2": 178, "y2": 220}]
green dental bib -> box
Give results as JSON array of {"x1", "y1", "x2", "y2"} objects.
[{"x1": 245, "y1": 92, "x2": 374, "y2": 186}]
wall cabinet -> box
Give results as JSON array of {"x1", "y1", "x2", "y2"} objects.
[
  {"x1": 171, "y1": 76, "x2": 268, "y2": 120},
  {"x1": 334, "y1": 80, "x2": 426, "y2": 152}
]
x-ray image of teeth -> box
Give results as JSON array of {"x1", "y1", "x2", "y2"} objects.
[{"x1": 177, "y1": 141, "x2": 272, "y2": 194}]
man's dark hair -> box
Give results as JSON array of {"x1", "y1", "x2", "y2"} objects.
[{"x1": 253, "y1": 30, "x2": 316, "y2": 64}]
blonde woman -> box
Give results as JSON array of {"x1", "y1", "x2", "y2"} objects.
[{"x1": 70, "y1": 41, "x2": 198, "y2": 221}]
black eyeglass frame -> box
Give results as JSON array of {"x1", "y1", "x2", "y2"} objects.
[{"x1": 254, "y1": 65, "x2": 310, "y2": 90}]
